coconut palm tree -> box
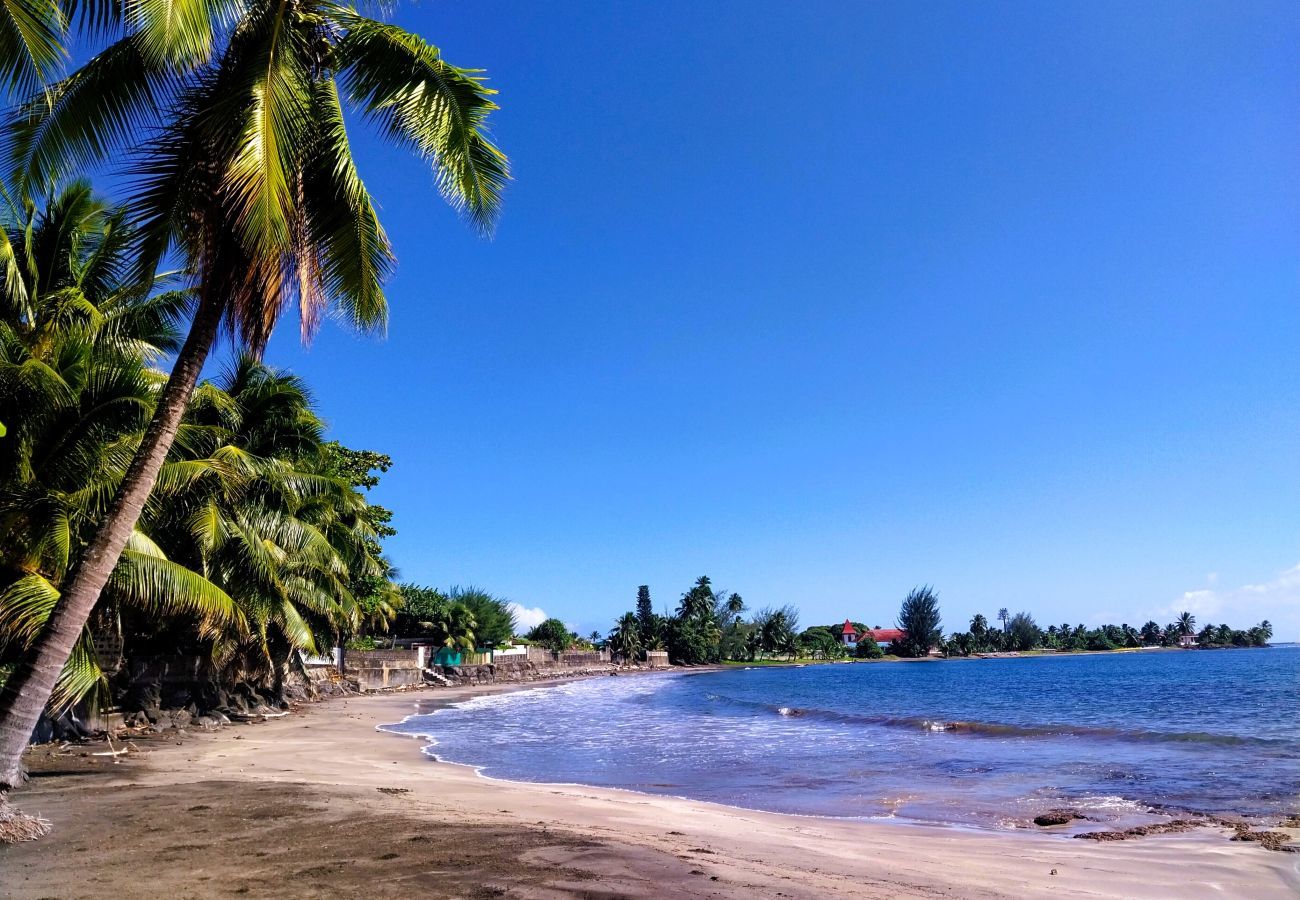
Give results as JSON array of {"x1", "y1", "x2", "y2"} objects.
[
  {"x1": 1176, "y1": 611, "x2": 1196, "y2": 636},
  {"x1": 0, "y1": 0, "x2": 507, "y2": 791},
  {"x1": 606, "y1": 612, "x2": 642, "y2": 662},
  {"x1": 144, "y1": 356, "x2": 388, "y2": 689},
  {"x1": 0, "y1": 182, "x2": 240, "y2": 707}
]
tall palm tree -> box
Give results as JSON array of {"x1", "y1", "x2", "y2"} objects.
[
  {"x1": 1176, "y1": 611, "x2": 1196, "y2": 637},
  {"x1": 0, "y1": 0, "x2": 507, "y2": 792}
]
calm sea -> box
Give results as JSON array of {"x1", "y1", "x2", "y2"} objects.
[{"x1": 384, "y1": 646, "x2": 1300, "y2": 830}]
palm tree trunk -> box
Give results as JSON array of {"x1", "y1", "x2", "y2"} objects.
[{"x1": 0, "y1": 290, "x2": 226, "y2": 793}]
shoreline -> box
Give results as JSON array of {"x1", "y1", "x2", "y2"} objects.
[
  {"x1": 380, "y1": 667, "x2": 1296, "y2": 834},
  {"x1": 4, "y1": 676, "x2": 1298, "y2": 898}
]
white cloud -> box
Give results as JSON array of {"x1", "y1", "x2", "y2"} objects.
[
  {"x1": 1159, "y1": 563, "x2": 1300, "y2": 633},
  {"x1": 506, "y1": 602, "x2": 548, "y2": 631}
]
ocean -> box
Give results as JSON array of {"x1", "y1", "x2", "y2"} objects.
[{"x1": 383, "y1": 646, "x2": 1300, "y2": 830}]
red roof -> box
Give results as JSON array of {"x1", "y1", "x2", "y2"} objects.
[
  {"x1": 868, "y1": 628, "x2": 905, "y2": 642},
  {"x1": 841, "y1": 619, "x2": 858, "y2": 636}
]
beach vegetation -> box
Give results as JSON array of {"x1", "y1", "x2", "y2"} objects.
[
  {"x1": 606, "y1": 612, "x2": 642, "y2": 661},
  {"x1": 854, "y1": 637, "x2": 885, "y2": 659},
  {"x1": 1005, "y1": 612, "x2": 1041, "y2": 652},
  {"x1": 527, "y1": 618, "x2": 574, "y2": 654},
  {"x1": 895, "y1": 587, "x2": 942, "y2": 657},
  {"x1": 0, "y1": 0, "x2": 510, "y2": 789}
]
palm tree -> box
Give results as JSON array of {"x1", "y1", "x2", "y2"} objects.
[
  {"x1": 146, "y1": 357, "x2": 388, "y2": 687},
  {"x1": 0, "y1": 1, "x2": 507, "y2": 791},
  {"x1": 0, "y1": 183, "x2": 240, "y2": 708},
  {"x1": 1176, "y1": 611, "x2": 1196, "y2": 637},
  {"x1": 0, "y1": 0, "x2": 63, "y2": 95},
  {"x1": 606, "y1": 612, "x2": 642, "y2": 662}
]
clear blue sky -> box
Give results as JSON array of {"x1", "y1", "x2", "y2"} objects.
[{"x1": 259, "y1": 1, "x2": 1300, "y2": 638}]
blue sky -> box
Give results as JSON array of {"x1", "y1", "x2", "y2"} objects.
[{"x1": 258, "y1": 1, "x2": 1300, "y2": 638}]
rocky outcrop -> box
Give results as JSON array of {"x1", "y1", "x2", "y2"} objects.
[{"x1": 1034, "y1": 809, "x2": 1086, "y2": 827}]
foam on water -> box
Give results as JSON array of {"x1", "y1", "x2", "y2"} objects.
[{"x1": 383, "y1": 648, "x2": 1300, "y2": 830}]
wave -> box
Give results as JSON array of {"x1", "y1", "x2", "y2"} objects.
[{"x1": 717, "y1": 694, "x2": 1288, "y2": 748}]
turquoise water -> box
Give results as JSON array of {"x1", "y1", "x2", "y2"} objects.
[{"x1": 386, "y1": 647, "x2": 1300, "y2": 830}]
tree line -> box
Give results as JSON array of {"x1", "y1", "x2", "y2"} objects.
[{"x1": 598, "y1": 582, "x2": 1274, "y2": 664}]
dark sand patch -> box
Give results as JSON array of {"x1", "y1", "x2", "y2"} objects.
[{"x1": 0, "y1": 779, "x2": 747, "y2": 899}]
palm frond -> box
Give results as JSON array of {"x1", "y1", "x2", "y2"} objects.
[{"x1": 335, "y1": 12, "x2": 508, "y2": 235}]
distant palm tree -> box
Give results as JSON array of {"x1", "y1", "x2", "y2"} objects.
[
  {"x1": 997, "y1": 608, "x2": 1009, "y2": 633},
  {"x1": 1177, "y1": 611, "x2": 1196, "y2": 636}
]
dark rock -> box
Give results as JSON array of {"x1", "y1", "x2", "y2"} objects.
[{"x1": 1034, "y1": 809, "x2": 1082, "y2": 827}]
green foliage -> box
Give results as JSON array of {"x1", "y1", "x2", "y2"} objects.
[
  {"x1": 1005, "y1": 612, "x2": 1040, "y2": 652},
  {"x1": 527, "y1": 617, "x2": 573, "y2": 653},
  {"x1": 607, "y1": 611, "x2": 642, "y2": 661},
  {"x1": 317, "y1": 442, "x2": 392, "y2": 492},
  {"x1": 855, "y1": 637, "x2": 884, "y2": 659},
  {"x1": 796, "y1": 626, "x2": 846, "y2": 660},
  {"x1": 635, "y1": 585, "x2": 653, "y2": 636},
  {"x1": 447, "y1": 586, "x2": 514, "y2": 649},
  {"x1": 667, "y1": 576, "x2": 723, "y2": 664},
  {"x1": 896, "y1": 586, "x2": 942, "y2": 658}
]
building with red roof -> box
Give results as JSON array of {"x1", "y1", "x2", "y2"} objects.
[{"x1": 838, "y1": 620, "x2": 907, "y2": 650}]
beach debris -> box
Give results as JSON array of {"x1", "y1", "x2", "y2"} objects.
[
  {"x1": 1050, "y1": 869, "x2": 1058, "y2": 876},
  {"x1": 1075, "y1": 820, "x2": 1200, "y2": 842},
  {"x1": 1230, "y1": 825, "x2": 1295, "y2": 852},
  {"x1": 377, "y1": 787, "x2": 410, "y2": 795},
  {"x1": 0, "y1": 799, "x2": 51, "y2": 844}
]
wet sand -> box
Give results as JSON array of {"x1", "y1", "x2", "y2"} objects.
[{"x1": 2, "y1": 680, "x2": 1297, "y2": 899}]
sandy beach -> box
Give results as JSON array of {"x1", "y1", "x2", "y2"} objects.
[{"x1": 2, "y1": 677, "x2": 1297, "y2": 899}]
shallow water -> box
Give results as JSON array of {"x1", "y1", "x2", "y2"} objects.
[{"x1": 385, "y1": 646, "x2": 1300, "y2": 830}]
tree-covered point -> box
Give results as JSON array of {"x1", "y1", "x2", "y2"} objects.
[{"x1": 941, "y1": 610, "x2": 1273, "y2": 657}]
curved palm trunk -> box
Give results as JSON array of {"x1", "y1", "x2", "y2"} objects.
[{"x1": 0, "y1": 291, "x2": 226, "y2": 793}]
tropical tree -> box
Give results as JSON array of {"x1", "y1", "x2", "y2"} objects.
[
  {"x1": 446, "y1": 586, "x2": 513, "y2": 649},
  {"x1": 394, "y1": 584, "x2": 449, "y2": 637},
  {"x1": 753, "y1": 605, "x2": 799, "y2": 659},
  {"x1": 0, "y1": 0, "x2": 508, "y2": 791},
  {"x1": 527, "y1": 618, "x2": 572, "y2": 654},
  {"x1": 668, "y1": 576, "x2": 722, "y2": 663},
  {"x1": 1176, "y1": 611, "x2": 1196, "y2": 637},
  {"x1": 606, "y1": 612, "x2": 642, "y2": 662},
  {"x1": 0, "y1": 182, "x2": 240, "y2": 708},
  {"x1": 1139, "y1": 621, "x2": 1162, "y2": 645},
  {"x1": 635, "y1": 585, "x2": 653, "y2": 635},
  {"x1": 896, "y1": 586, "x2": 942, "y2": 658},
  {"x1": 1005, "y1": 611, "x2": 1040, "y2": 652}
]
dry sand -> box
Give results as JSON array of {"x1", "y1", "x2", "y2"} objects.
[{"x1": 2, "y1": 677, "x2": 1297, "y2": 899}]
